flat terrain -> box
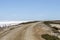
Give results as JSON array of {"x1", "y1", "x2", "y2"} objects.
[{"x1": 0, "y1": 21, "x2": 60, "y2": 40}]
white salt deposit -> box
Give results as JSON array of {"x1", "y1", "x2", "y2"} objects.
[{"x1": 0, "y1": 21, "x2": 29, "y2": 27}]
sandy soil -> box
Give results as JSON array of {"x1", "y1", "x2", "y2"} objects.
[{"x1": 0, "y1": 22, "x2": 53, "y2": 40}]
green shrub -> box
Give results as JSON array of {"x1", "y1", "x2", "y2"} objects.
[{"x1": 41, "y1": 34, "x2": 60, "y2": 40}]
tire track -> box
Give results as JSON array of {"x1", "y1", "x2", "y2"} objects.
[
  {"x1": 0, "y1": 23, "x2": 36, "y2": 40},
  {"x1": 23, "y1": 22, "x2": 40, "y2": 40}
]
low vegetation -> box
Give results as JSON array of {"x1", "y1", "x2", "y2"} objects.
[{"x1": 41, "y1": 34, "x2": 60, "y2": 40}]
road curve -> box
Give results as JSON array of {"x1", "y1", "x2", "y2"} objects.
[{"x1": 0, "y1": 22, "x2": 46, "y2": 40}]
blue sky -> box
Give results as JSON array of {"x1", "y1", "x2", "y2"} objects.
[{"x1": 0, "y1": 0, "x2": 60, "y2": 21}]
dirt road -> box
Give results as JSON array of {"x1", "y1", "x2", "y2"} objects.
[{"x1": 0, "y1": 22, "x2": 44, "y2": 40}]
